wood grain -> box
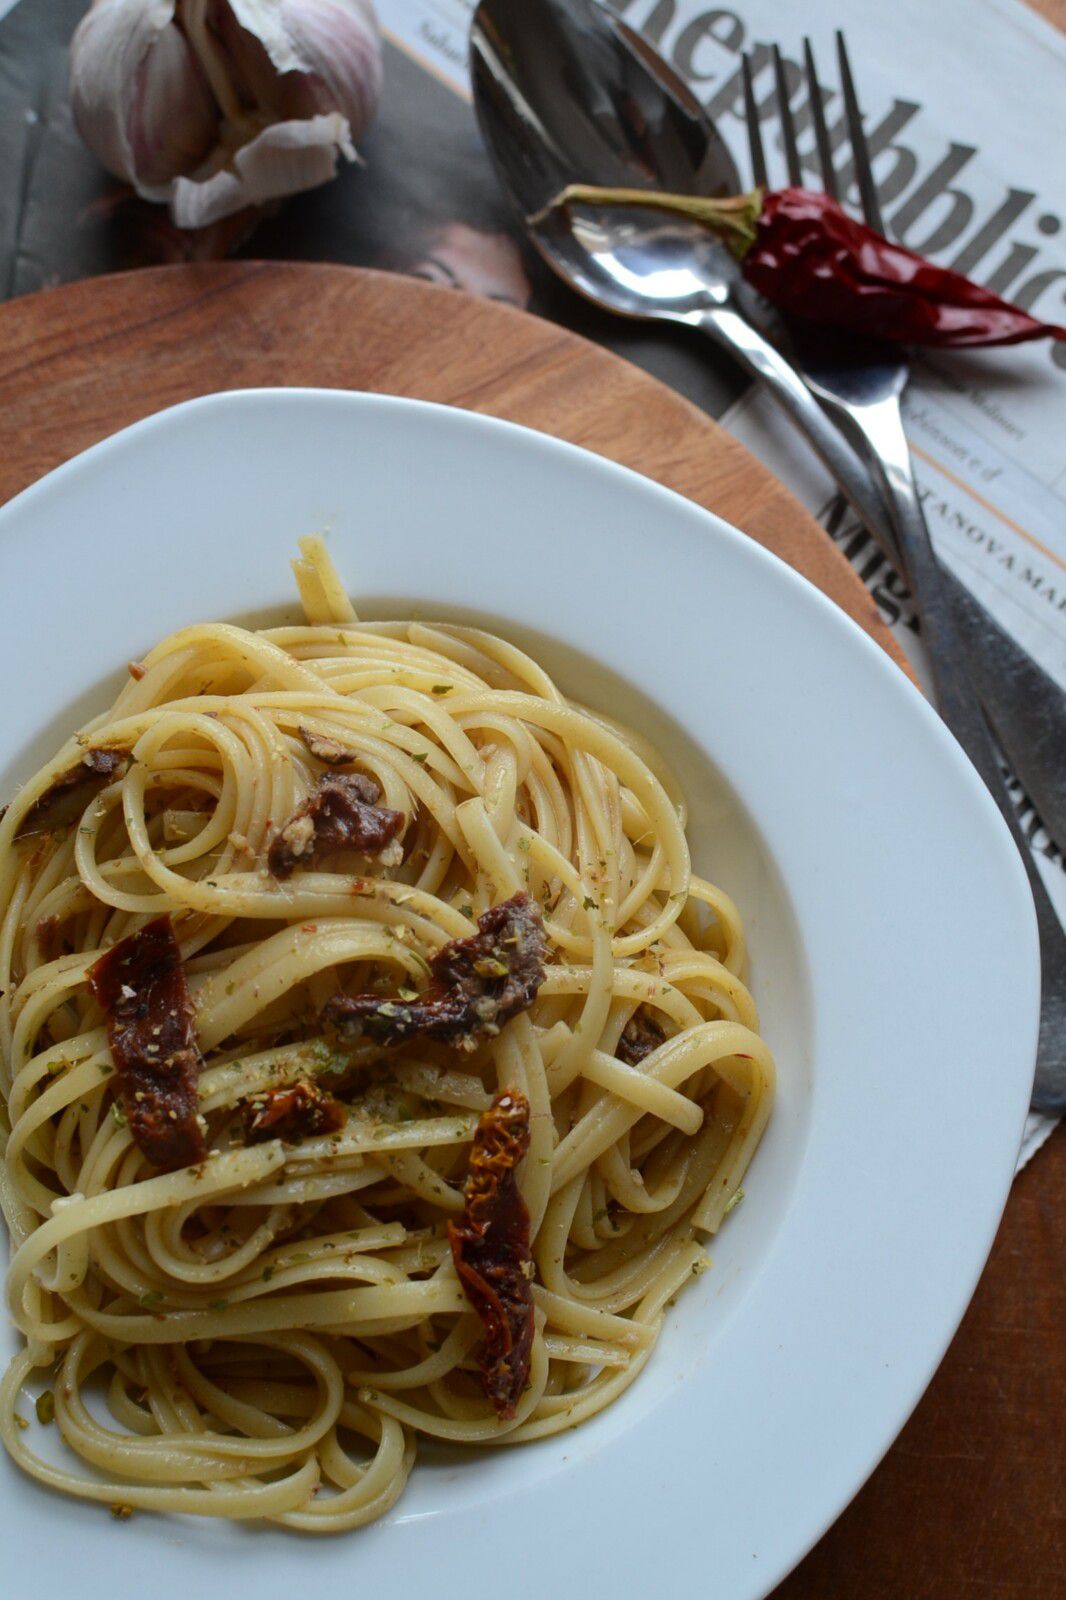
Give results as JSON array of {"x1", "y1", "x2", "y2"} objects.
[
  {"x1": 776, "y1": 1129, "x2": 1065, "y2": 1599},
  {"x1": 0, "y1": 261, "x2": 906, "y2": 673},
  {"x1": 0, "y1": 260, "x2": 1059, "y2": 1598}
]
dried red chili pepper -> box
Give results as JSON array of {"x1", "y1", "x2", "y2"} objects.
[
  {"x1": 448, "y1": 1091, "x2": 535, "y2": 1420},
  {"x1": 548, "y1": 184, "x2": 1066, "y2": 349},
  {"x1": 743, "y1": 187, "x2": 1066, "y2": 347}
]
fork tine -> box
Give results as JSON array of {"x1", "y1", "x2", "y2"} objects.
[
  {"x1": 741, "y1": 53, "x2": 768, "y2": 188},
  {"x1": 771, "y1": 46, "x2": 803, "y2": 185},
  {"x1": 802, "y1": 37, "x2": 839, "y2": 202},
  {"x1": 835, "y1": 30, "x2": 885, "y2": 231}
]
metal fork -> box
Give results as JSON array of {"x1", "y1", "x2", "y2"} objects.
[
  {"x1": 741, "y1": 40, "x2": 1066, "y2": 864},
  {"x1": 744, "y1": 34, "x2": 1064, "y2": 1115}
]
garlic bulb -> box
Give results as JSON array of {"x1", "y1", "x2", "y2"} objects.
[{"x1": 70, "y1": 0, "x2": 383, "y2": 229}]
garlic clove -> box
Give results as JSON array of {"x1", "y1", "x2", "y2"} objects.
[
  {"x1": 275, "y1": 0, "x2": 383, "y2": 137},
  {"x1": 70, "y1": 0, "x2": 218, "y2": 196},
  {"x1": 169, "y1": 112, "x2": 355, "y2": 229},
  {"x1": 128, "y1": 20, "x2": 219, "y2": 185},
  {"x1": 222, "y1": 0, "x2": 382, "y2": 138},
  {"x1": 217, "y1": 0, "x2": 382, "y2": 141}
]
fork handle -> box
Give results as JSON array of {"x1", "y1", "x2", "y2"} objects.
[
  {"x1": 810, "y1": 385, "x2": 1066, "y2": 859},
  {"x1": 694, "y1": 306, "x2": 891, "y2": 541},
  {"x1": 859, "y1": 397, "x2": 1064, "y2": 1114}
]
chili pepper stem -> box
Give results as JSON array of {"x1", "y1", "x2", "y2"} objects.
[{"x1": 536, "y1": 184, "x2": 765, "y2": 261}]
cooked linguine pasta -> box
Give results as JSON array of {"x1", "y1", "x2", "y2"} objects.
[{"x1": 0, "y1": 538, "x2": 773, "y2": 1530}]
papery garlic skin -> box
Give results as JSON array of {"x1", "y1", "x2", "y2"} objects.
[
  {"x1": 69, "y1": 0, "x2": 383, "y2": 228},
  {"x1": 171, "y1": 112, "x2": 355, "y2": 227}
]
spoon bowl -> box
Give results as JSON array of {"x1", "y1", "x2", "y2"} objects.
[
  {"x1": 532, "y1": 201, "x2": 736, "y2": 318},
  {"x1": 470, "y1": 0, "x2": 744, "y2": 318}
]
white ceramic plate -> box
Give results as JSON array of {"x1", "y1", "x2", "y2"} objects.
[{"x1": 0, "y1": 390, "x2": 1038, "y2": 1600}]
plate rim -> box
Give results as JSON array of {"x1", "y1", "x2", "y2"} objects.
[{"x1": 0, "y1": 388, "x2": 1039, "y2": 1599}]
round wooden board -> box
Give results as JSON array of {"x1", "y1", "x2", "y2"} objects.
[{"x1": 0, "y1": 260, "x2": 907, "y2": 674}]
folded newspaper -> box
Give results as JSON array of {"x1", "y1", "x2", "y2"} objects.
[{"x1": 0, "y1": 0, "x2": 1060, "y2": 1159}]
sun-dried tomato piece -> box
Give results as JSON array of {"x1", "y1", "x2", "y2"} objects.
[
  {"x1": 89, "y1": 915, "x2": 206, "y2": 1171},
  {"x1": 242, "y1": 1081, "x2": 345, "y2": 1144},
  {"x1": 268, "y1": 773, "x2": 404, "y2": 877},
  {"x1": 325, "y1": 893, "x2": 546, "y2": 1053},
  {"x1": 16, "y1": 748, "x2": 128, "y2": 838},
  {"x1": 617, "y1": 1007, "x2": 666, "y2": 1066},
  {"x1": 448, "y1": 1092, "x2": 534, "y2": 1419},
  {"x1": 298, "y1": 726, "x2": 358, "y2": 766}
]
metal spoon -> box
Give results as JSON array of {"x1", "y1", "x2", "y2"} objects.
[{"x1": 470, "y1": 0, "x2": 886, "y2": 533}]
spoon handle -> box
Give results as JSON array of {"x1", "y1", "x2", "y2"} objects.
[{"x1": 694, "y1": 305, "x2": 891, "y2": 545}]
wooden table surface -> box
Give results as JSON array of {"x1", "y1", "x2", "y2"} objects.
[{"x1": 777, "y1": 1131, "x2": 1064, "y2": 1597}]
